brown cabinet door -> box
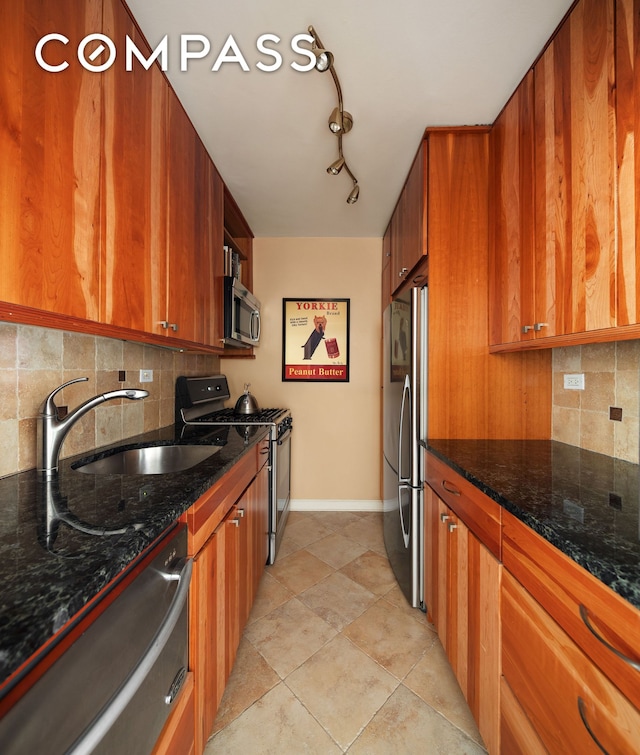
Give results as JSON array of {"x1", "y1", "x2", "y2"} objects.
[
  {"x1": 390, "y1": 140, "x2": 427, "y2": 289},
  {"x1": 381, "y1": 223, "x2": 392, "y2": 313},
  {"x1": 534, "y1": 0, "x2": 616, "y2": 336},
  {"x1": 424, "y1": 481, "x2": 500, "y2": 754},
  {"x1": 207, "y1": 162, "x2": 225, "y2": 348},
  {"x1": 191, "y1": 530, "x2": 224, "y2": 754},
  {"x1": 166, "y1": 94, "x2": 201, "y2": 343},
  {"x1": 100, "y1": 0, "x2": 168, "y2": 334},
  {"x1": 0, "y1": 0, "x2": 102, "y2": 321},
  {"x1": 489, "y1": 71, "x2": 536, "y2": 346},
  {"x1": 616, "y1": 0, "x2": 640, "y2": 327},
  {"x1": 502, "y1": 570, "x2": 640, "y2": 754}
]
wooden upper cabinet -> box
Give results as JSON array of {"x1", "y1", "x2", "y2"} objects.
[
  {"x1": 100, "y1": 0, "x2": 168, "y2": 334},
  {"x1": 490, "y1": 0, "x2": 626, "y2": 350},
  {"x1": 165, "y1": 94, "x2": 220, "y2": 346},
  {"x1": 381, "y1": 222, "x2": 392, "y2": 313},
  {"x1": 205, "y1": 162, "x2": 225, "y2": 349},
  {"x1": 533, "y1": 0, "x2": 616, "y2": 337},
  {"x1": 489, "y1": 71, "x2": 536, "y2": 346},
  {"x1": 615, "y1": 0, "x2": 640, "y2": 326},
  {"x1": 390, "y1": 140, "x2": 427, "y2": 290},
  {"x1": 0, "y1": 0, "x2": 102, "y2": 321}
]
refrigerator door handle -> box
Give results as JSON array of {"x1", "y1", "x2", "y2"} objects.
[
  {"x1": 398, "y1": 483, "x2": 411, "y2": 548},
  {"x1": 398, "y1": 375, "x2": 411, "y2": 484}
]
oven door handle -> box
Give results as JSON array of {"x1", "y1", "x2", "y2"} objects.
[{"x1": 67, "y1": 556, "x2": 193, "y2": 755}]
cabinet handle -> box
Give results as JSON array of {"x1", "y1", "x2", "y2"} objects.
[
  {"x1": 398, "y1": 267, "x2": 408, "y2": 277},
  {"x1": 579, "y1": 604, "x2": 640, "y2": 672},
  {"x1": 577, "y1": 697, "x2": 610, "y2": 755},
  {"x1": 440, "y1": 513, "x2": 450, "y2": 523},
  {"x1": 522, "y1": 323, "x2": 548, "y2": 334},
  {"x1": 230, "y1": 518, "x2": 240, "y2": 527},
  {"x1": 170, "y1": 323, "x2": 178, "y2": 332},
  {"x1": 448, "y1": 522, "x2": 458, "y2": 533},
  {"x1": 441, "y1": 480, "x2": 461, "y2": 496},
  {"x1": 159, "y1": 321, "x2": 169, "y2": 330},
  {"x1": 237, "y1": 508, "x2": 245, "y2": 518}
]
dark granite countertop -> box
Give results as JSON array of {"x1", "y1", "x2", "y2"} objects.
[
  {"x1": 425, "y1": 439, "x2": 640, "y2": 611},
  {"x1": 0, "y1": 422, "x2": 269, "y2": 696}
]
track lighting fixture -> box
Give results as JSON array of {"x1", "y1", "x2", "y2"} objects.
[
  {"x1": 308, "y1": 25, "x2": 360, "y2": 204},
  {"x1": 327, "y1": 157, "x2": 345, "y2": 175},
  {"x1": 347, "y1": 183, "x2": 359, "y2": 204},
  {"x1": 313, "y1": 48, "x2": 334, "y2": 73},
  {"x1": 328, "y1": 107, "x2": 353, "y2": 135}
]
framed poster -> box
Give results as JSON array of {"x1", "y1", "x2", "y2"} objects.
[{"x1": 282, "y1": 298, "x2": 350, "y2": 382}]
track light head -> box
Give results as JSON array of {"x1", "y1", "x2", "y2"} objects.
[
  {"x1": 347, "y1": 184, "x2": 360, "y2": 204},
  {"x1": 307, "y1": 26, "x2": 333, "y2": 72},
  {"x1": 328, "y1": 108, "x2": 353, "y2": 134},
  {"x1": 314, "y1": 48, "x2": 334, "y2": 72},
  {"x1": 327, "y1": 157, "x2": 345, "y2": 175}
]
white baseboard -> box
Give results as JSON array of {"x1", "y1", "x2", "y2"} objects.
[{"x1": 289, "y1": 499, "x2": 383, "y2": 513}]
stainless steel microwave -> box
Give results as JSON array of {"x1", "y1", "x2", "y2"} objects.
[{"x1": 223, "y1": 276, "x2": 261, "y2": 348}]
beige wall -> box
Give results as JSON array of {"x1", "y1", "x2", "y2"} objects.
[
  {"x1": 552, "y1": 342, "x2": 640, "y2": 462},
  {"x1": 221, "y1": 237, "x2": 382, "y2": 509},
  {"x1": 0, "y1": 322, "x2": 220, "y2": 478}
]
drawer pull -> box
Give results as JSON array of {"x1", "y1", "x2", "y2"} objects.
[
  {"x1": 441, "y1": 480, "x2": 461, "y2": 496},
  {"x1": 579, "y1": 605, "x2": 640, "y2": 672},
  {"x1": 577, "y1": 697, "x2": 610, "y2": 755}
]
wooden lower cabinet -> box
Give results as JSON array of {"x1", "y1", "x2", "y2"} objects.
[
  {"x1": 424, "y1": 484, "x2": 500, "y2": 753},
  {"x1": 499, "y1": 676, "x2": 547, "y2": 755},
  {"x1": 502, "y1": 570, "x2": 640, "y2": 754},
  {"x1": 190, "y1": 452, "x2": 270, "y2": 754}
]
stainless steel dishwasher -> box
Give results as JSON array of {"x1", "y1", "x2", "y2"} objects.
[{"x1": 0, "y1": 524, "x2": 191, "y2": 755}]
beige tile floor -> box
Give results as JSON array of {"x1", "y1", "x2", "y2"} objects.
[{"x1": 204, "y1": 511, "x2": 487, "y2": 754}]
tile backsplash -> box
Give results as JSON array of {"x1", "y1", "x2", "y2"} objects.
[
  {"x1": 552, "y1": 341, "x2": 640, "y2": 463},
  {"x1": 0, "y1": 322, "x2": 220, "y2": 478}
]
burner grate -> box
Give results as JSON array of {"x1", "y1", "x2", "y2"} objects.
[{"x1": 194, "y1": 408, "x2": 288, "y2": 424}]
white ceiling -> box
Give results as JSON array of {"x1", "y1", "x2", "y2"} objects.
[{"x1": 126, "y1": 0, "x2": 574, "y2": 238}]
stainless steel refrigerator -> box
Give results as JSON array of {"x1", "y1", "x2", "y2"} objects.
[{"x1": 382, "y1": 285, "x2": 427, "y2": 609}]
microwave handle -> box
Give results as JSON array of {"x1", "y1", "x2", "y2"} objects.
[{"x1": 251, "y1": 310, "x2": 261, "y2": 342}]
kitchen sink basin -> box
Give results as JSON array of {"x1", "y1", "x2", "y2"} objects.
[{"x1": 73, "y1": 444, "x2": 221, "y2": 475}]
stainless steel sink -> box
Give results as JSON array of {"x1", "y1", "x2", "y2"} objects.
[{"x1": 73, "y1": 444, "x2": 221, "y2": 475}]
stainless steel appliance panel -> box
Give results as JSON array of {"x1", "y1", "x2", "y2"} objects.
[
  {"x1": 272, "y1": 420, "x2": 292, "y2": 561},
  {"x1": 223, "y1": 277, "x2": 261, "y2": 348},
  {"x1": 382, "y1": 286, "x2": 426, "y2": 609},
  {"x1": 0, "y1": 526, "x2": 191, "y2": 755}
]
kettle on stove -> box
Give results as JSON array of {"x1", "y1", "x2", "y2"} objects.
[{"x1": 234, "y1": 383, "x2": 260, "y2": 415}]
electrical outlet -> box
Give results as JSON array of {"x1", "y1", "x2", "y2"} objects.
[
  {"x1": 139, "y1": 369, "x2": 153, "y2": 383},
  {"x1": 563, "y1": 373, "x2": 585, "y2": 390}
]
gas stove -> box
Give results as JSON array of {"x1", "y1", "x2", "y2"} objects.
[{"x1": 175, "y1": 375, "x2": 292, "y2": 563}]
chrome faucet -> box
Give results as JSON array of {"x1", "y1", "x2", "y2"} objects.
[{"x1": 37, "y1": 377, "x2": 149, "y2": 479}]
